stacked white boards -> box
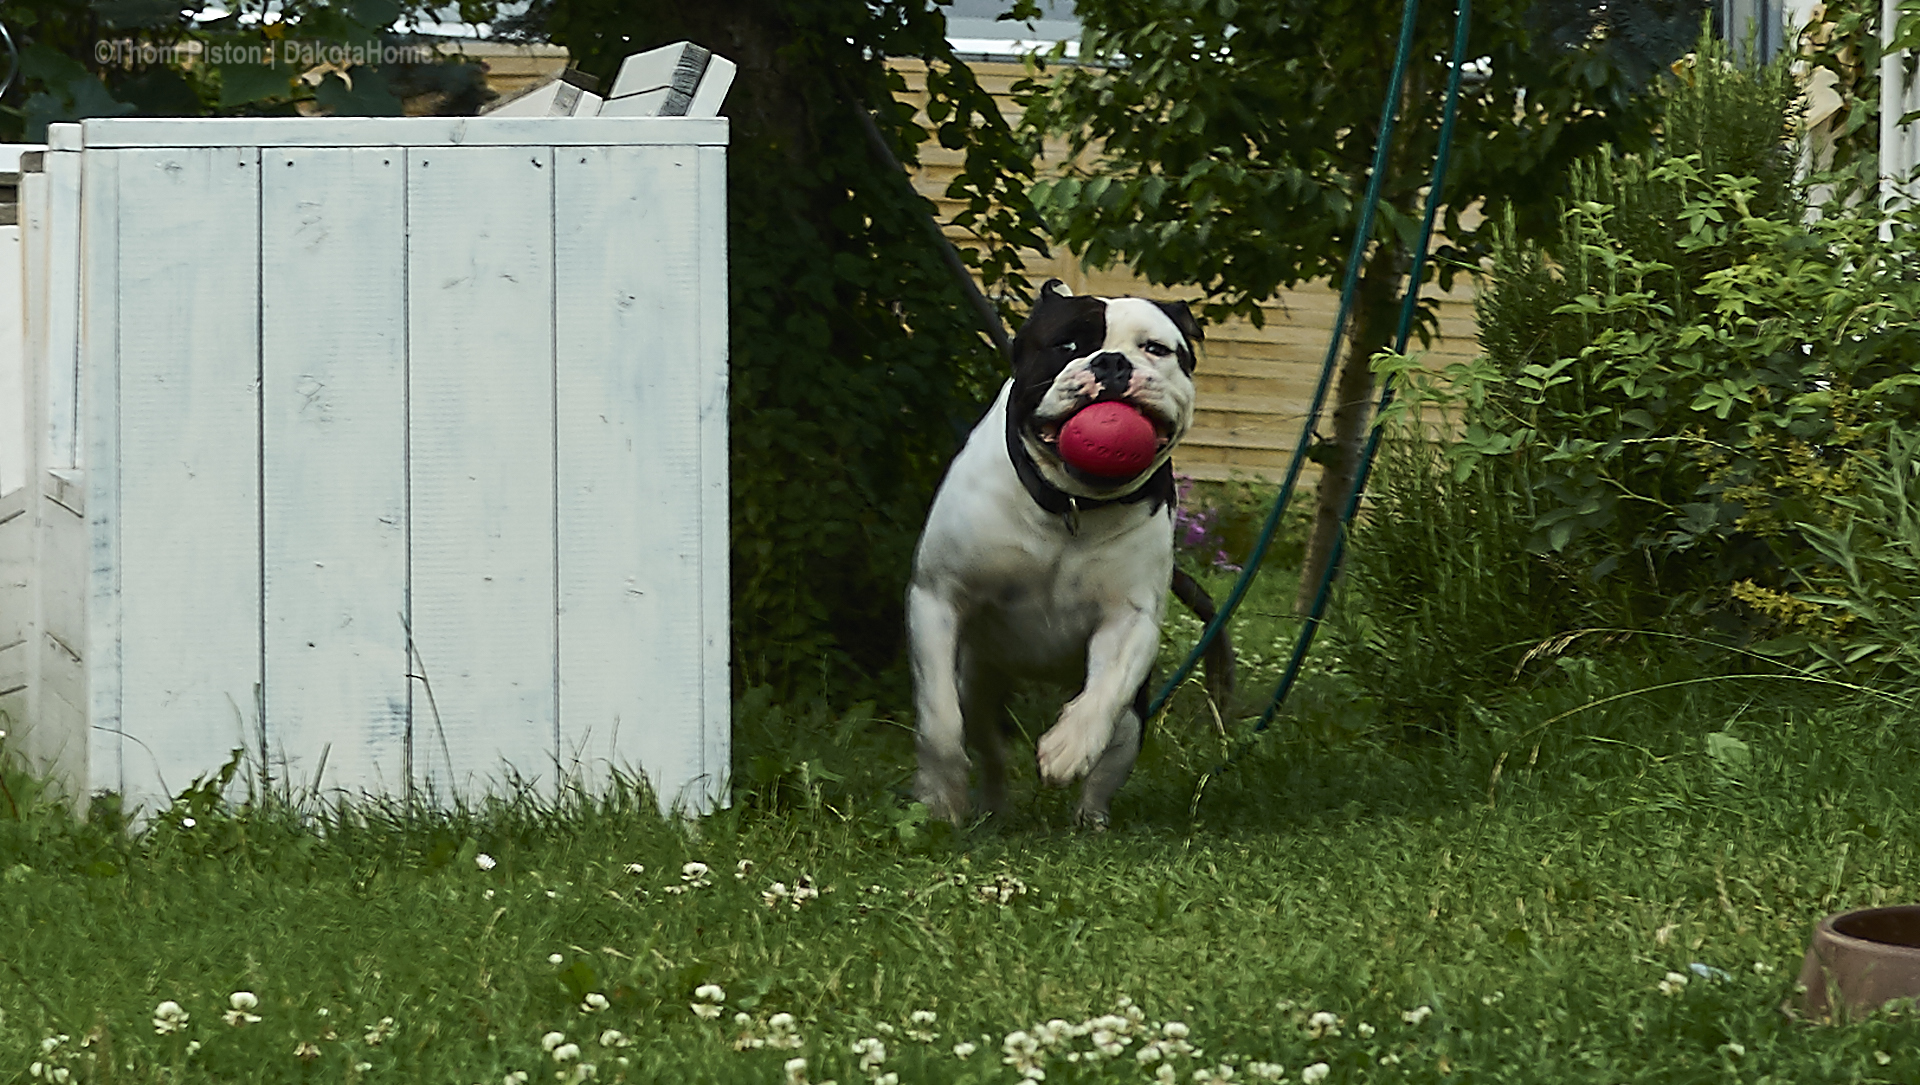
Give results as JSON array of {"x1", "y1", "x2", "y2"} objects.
[{"x1": 0, "y1": 114, "x2": 730, "y2": 817}]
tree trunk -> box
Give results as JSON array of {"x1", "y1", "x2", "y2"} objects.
[{"x1": 1293, "y1": 242, "x2": 1406, "y2": 615}]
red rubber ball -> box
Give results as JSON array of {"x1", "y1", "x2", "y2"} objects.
[{"x1": 1057, "y1": 401, "x2": 1158, "y2": 478}]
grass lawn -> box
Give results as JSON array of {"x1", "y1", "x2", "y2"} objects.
[{"x1": 5, "y1": 572, "x2": 1920, "y2": 1084}]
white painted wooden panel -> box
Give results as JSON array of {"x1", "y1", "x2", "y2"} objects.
[
  {"x1": 407, "y1": 145, "x2": 557, "y2": 799},
  {"x1": 553, "y1": 145, "x2": 706, "y2": 805},
  {"x1": 81, "y1": 117, "x2": 728, "y2": 149},
  {"x1": 41, "y1": 151, "x2": 83, "y2": 470},
  {"x1": 696, "y1": 145, "x2": 730, "y2": 810},
  {"x1": 0, "y1": 226, "x2": 22, "y2": 498},
  {"x1": 0, "y1": 489, "x2": 27, "y2": 711},
  {"x1": 31, "y1": 484, "x2": 88, "y2": 799},
  {"x1": 261, "y1": 148, "x2": 410, "y2": 799},
  {"x1": 80, "y1": 149, "x2": 122, "y2": 798},
  {"x1": 110, "y1": 147, "x2": 262, "y2": 809}
]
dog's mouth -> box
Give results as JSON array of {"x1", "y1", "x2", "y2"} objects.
[
  {"x1": 1028, "y1": 398, "x2": 1179, "y2": 487},
  {"x1": 1032, "y1": 400, "x2": 1178, "y2": 456}
]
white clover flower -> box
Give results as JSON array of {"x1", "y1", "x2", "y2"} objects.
[
  {"x1": 692, "y1": 1003, "x2": 722, "y2": 1020},
  {"x1": 874, "y1": 1075, "x2": 898, "y2": 1085},
  {"x1": 681, "y1": 861, "x2": 712, "y2": 888},
  {"x1": 1752, "y1": 961, "x2": 1774, "y2": 975},
  {"x1": 551, "y1": 1042, "x2": 581, "y2": 1063},
  {"x1": 598, "y1": 1028, "x2": 630, "y2": 1048},
  {"x1": 294, "y1": 1041, "x2": 321, "y2": 1060},
  {"x1": 353, "y1": 1063, "x2": 371, "y2": 1073},
  {"x1": 1875, "y1": 1050, "x2": 1891, "y2": 1066},
  {"x1": 1137, "y1": 1043, "x2": 1165, "y2": 1064},
  {"x1": 1305, "y1": 1011, "x2": 1340, "y2": 1039},
  {"x1": 475, "y1": 853, "x2": 497, "y2": 871},
  {"x1": 153, "y1": 1000, "x2": 189, "y2": 1034},
  {"x1": 1401, "y1": 1005, "x2": 1432, "y2": 1026},
  {"x1": 1248, "y1": 1063, "x2": 1286, "y2": 1082},
  {"x1": 735, "y1": 1012, "x2": 754, "y2": 1027},
  {"x1": 223, "y1": 1009, "x2": 261, "y2": 1027},
  {"x1": 1377, "y1": 1054, "x2": 1400, "y2": 1067},
  {"x1": 39, "y1": 1036, "x2": 66, "y2": 1055},
  {"x1": 910, "y1": 1009, "x2": 937, "y2": 1026},
  {"x1": 484, "y1": 889, "x2": 495, "y2": 900},
  {"x1": 1156, "y1": 1065, "x2": 1179, "y2": 1085},
  {"x1": 953, "y1": 1041, "x2": 977, "y2": 1059},
  {"x1": 181, "y1": 817, "x2": 196, "y2": 828},
  {"x1": 364, "y1": 1017, "x2": 395, "y2": 1045},
  {"x1": 694, "y1": 983, "x2": 726, "y2": 1003},
  {"x1": 185, "y1": 1041, "x2": 202, "y2": 1056},
  {"x1": 1356, "y1": 1022, "x2": 1374, "y2": 1038},
  {"x1": 623, "y1": 863, "x2": 645, "y2": 875},
  {"x1": 1091, "y1": 1028, "x2": 1125, "y2": 1056},
  {"x1": 1301, "y1": 1063, "x2": 1330, "y2": 1085},
  {"x1": 581, "y1": 992, "x2": 609, "y2": 1012},
  {"x1": 784, "y1": 1057, "x2": 810, "y2": 1085},
  {"x1": 228, "y1": 992, "x2": 258, "y2": 1012},
  {"x1": 505, "y1": 1073, "x2": 531, "y2": 1085},
  {"x1": 1193, "y1": 1066, "x2": 1237, "y2": 1083},
  {"x1": 1657, "y1": 972, "x2": 1689, "y2": 997},
  {"x1": 736, "y1": 859, "x2": 755, "y2": 880},
  {"x1": 770, "y1": 1012, "x2": 796, "y2": 1031},
  {"x1": 542, "y1": 1032, "x2": 567, "y2": 1052},
  {"x1": 549, "y1": 953, "x2": 565, "y2": 965},
  {"x1": 852, "y1": 1036, "x2": 888, "y2": 1071}
]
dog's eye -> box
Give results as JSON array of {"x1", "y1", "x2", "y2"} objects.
[
  {"x1": 1143, "y1": 341, "x2": 1173, "y2": 357},
  {"x1": 1055, "y1": 340, "x2": 1079, "y2": 355}
]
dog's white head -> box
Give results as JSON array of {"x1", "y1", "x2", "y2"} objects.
[{"x1": 1006, "y1": 279, "x2": 1202, "y2": 501}]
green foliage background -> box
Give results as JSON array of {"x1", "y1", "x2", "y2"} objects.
[
  {"x1": 1344, "y1": 37, "x2": 1920, "y2": 730},
  {"x1": 0, "y1": 0, "x2": 495, "y2": 140}
]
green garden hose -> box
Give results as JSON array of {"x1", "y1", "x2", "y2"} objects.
[{"x1": 1150, "y1": 0, "x2": 1474, "y2": 728}]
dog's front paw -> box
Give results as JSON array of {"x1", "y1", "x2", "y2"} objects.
[
  {"x1": 913, "y1": 770, "x2": 972, "y2": 824},
  {"x1": 1035, "y1": 719, "x2": 1106, "y2": 788}
]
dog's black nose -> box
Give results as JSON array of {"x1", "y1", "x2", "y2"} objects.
[{"x1": 1089, "y1": 351, "x2": 1132, "y2": 396}]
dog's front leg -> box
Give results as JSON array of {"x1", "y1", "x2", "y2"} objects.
[
  {"x1": 908, "y1": 583, "x2": 971, "y2": 822},
  {"x1": 1036, "y1": 604, "x2": 1159, "y2": 790}
]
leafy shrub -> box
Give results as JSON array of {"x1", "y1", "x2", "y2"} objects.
[{"x1": 1339, "y1": 35, "x2": 1920, "y2": 723}]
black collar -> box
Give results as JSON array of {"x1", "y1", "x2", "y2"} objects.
[{"x1": 1004, "y1": 412, "x2": 1175, "y2": 529}]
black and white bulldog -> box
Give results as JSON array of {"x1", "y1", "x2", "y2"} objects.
[{"x1": 908, "y1": 279, "x2": 1227, "y2": 828}]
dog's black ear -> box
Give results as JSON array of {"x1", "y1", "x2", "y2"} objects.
[
  {"x1": 1038, "y1": 278, "x2": 1074, "y2": 305},
  {"x1": 1156, "y1": 299, "x2": 1203, "y2": 345}
]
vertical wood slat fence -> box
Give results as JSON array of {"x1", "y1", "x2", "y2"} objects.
[{"x1": 1, "y1": 117, "x2": 729, "y2": 817}]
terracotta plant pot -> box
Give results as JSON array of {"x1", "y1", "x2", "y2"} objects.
[{"x1": 1797, "y1": 905, "x2": 1920, "y2": 1020}]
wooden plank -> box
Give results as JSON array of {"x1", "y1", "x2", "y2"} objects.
[
  {"x1": 41, "y1": 151, "x2": 83, "y2": 470},
  {"x1": 260, "y1": 147, "x2": 410, "y2": 801},
  {"x1": 32, "y1": 487, "x2": 87, "y2": 801},
  {"x1": 552, "y1": 145, "x2": 708, "y2": 808},
  {"x1": 696, "y1": 144, "x2": 731, "y2": 812},
  {"x1": 407, "y1": 145, "x2": 557, "y2": 800},
  {"x1": 80, "y1": 117, "x2": 729, "y2": 149},
  {"x1": 80, "y1": 148, "x2": 121, "y2": 799},
  {"x1": 0, "y1": 226, "x2": 21, "y2": 496},
  {"x1": 108, "y1": 146, "x2": 263, "y2": 813}
]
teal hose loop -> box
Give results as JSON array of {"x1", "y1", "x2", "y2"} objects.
[
  {"x1": 1256, "y1": 0, "x2": 1475, "y2": 731},
  {"x1": 1148, "y1": 0, "x2": 1426, "y2": 719}
]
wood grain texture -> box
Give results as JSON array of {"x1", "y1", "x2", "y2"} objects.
[
  {"x1": 0, "y1": 227, "x2": 22, "y2": 498},
  {"x1": 552, "y1": 145, "x2": 704, "y2": 807},
  {"x1": 260, "y1": 148, "x2": 410, "y2": 800},
  {"x1": 80, "y1": 148, "x2": 121, "y2": 799},
  {"x1": 695, "y1": 144, "x2": 730, "y2": 812},
  {"x1": 41, "y1": 151, "x2": 84, "y2": 471},
  {"x1": 407, "y1": 145, "x2": 558, "y2": 800},
  {"x1": 109, "y1": 147, "x2": 264, "y2": 813}
]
